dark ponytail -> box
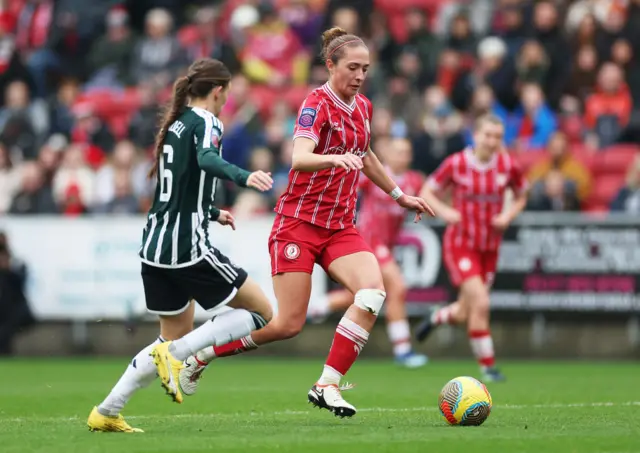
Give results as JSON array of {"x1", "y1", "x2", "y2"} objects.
[
  {"x1": 149, "y1": 76, "x2": 189, "y2": 178},
  {"x1": 148, "y1": 58, "x2": 232, "y2": 179}
]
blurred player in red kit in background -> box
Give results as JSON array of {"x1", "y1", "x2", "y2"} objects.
[
  {"x1": 416, "y1": 114, "x2": 528, "y2": 382},
  {"x1": 181, "y1": 27, "x2": 434, "y2": 417},
  {"x1": 308, "y1": 138, "x2": 428, "y2": 368}
]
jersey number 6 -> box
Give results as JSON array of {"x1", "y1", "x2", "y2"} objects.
[{"x1": 159, "y1": 144, "x2": 174, "y2": 202}]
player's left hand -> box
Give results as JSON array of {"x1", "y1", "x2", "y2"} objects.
[
  {"x1": 217, "y1": 210, "x2": 236, "y2": 230},
  {"x1": 396, "y1": 194, "x2": 436, "y2": 222},
  {"x1": 491, "y1": 213, "x2": 511, "y2": 231}
]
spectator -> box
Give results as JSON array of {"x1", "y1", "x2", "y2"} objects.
[
  {"x1": 404, "y1": 8, "x2": 442, "y2": 83},
  {"x1": 184, "y1": 6, "x2": 240, "y2": 75},
  {"x1": 447, "y1": 12, "x2": 477, "y2": 57},
  {"x1": 496, "y1": 5, "x2": 526, "y2": 57},
  {"x1": 0, "y1": 142, "x2": 21, "y2": 213},
  {"x1": 52, "y1": 144, "x2": 95, "y2": 214},
  {"x1": 527, "y1": 131, "x2": 592, "y2": 203},
  {"x1": 0, "y1": 231, "x2": 34, "y2": 356},
  {"x1": 69, "y1": 102, "x2": 115, "y2": 166},
  {"x1": 610, "y1": 38, "x2": 640, "y2": 106},
  {"x1": 128, "y1": 82, "x2": 161, "y2": 150},
  {"x1": 412, "y1": 86, "x2": 465, "y2": 176},
  {"x1": 564, "y1": 45, "x2": 599, "y2": 106},
  {"x1": 610, "y1": 155, "x2": 640, "y2": 213},
  {"x1": 505, "y1": 83, "x2": 557, "y2": 150},
  {"x1": 37, "y1": 133, "x2": 65, "y2": 187},
  {"x1": 47, "y1": 78, "x2": 80, "y2": 137},
  {"x1": 516, "y1": 40, "x2": 550, "y2": 87},
  {"x1": 130, "y1": 8, "x2": 185, "y2": 87},
  {"x1": 241, "y1": 3, "x2": 309, "y2": 88},
  {"x1": 93, "y1": 168, "x2": 140, "y2": 214},
  {"x1": 584, "y1": 62, "x2": 633, "y2": 148},
  {"x1": 86, "y1": 6, "x2": 137, "y2": 90},
  {"x1": 219, "y1": 74, "x2": 263, "y2": 169},
  {"x1": 0, "y1": 80, "x2": 48, "y2": 160},
  {"x1": 94, "y1": 140, "x2": 150, "y2": 209},
  {"x1": 527, "y1": 170, "x2": 581, "y2": 212},
  {"x1": 280, "y1": 0, "x2": 324, "y2": 50},
  {"x1": 530, "y1": 1, "x2": 571, "y2": 108},
  {"x1": 9, "y1": 161, "x2": 57, "y2": 214},
  {"x1": 463, "y1": 84, "x2": 508, "y2": 144},
  {"x1": 453, "y1": 36, "x2": 517, "y2": 111},
  {"x1": 595, "y1": 3, "x2": 627, "y2": 62}
]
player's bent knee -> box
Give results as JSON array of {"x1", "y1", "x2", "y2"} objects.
[
  {"x1": 354, "y1": 288, "x2": 387, "y2": 316},
  {"x1": 469, "y1": 296, "x2": 490, "y2": 318},
  {"x1": 276, "y1": 321, "x2": 304, "y2": 340}
]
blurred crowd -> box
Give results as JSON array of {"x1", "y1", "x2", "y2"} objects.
[{"x1": 0, "y1": 0, "x2": 639, "y2": 218}]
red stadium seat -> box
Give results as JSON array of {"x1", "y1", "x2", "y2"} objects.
[
  {"x1": 512, "y1": 150, "x2": 546, "y2": 173},
  {"x1": 592, "y1": 145, "x2": 639, "y2": 176},
  {"x1": 587, "y1": 174, "x2": 624, "y2": 207}
]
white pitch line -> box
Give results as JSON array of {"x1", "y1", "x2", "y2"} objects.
[{"x1": 2, "y1": 401, "x2": 639, "y2": 424}]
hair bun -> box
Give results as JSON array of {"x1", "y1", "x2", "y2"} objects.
[{"x1": 322, "y1": 27, "x2": 348, "y2": 49}]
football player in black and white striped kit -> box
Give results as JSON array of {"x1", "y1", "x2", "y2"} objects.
[{"x1": 88, "y1": 58, "x2": 274, "y2": 432}]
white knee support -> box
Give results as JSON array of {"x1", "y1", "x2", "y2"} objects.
[{"x1": 354, "y1": 289, "x2": 386, "y2": 316}]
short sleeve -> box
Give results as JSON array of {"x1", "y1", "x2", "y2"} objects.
[
  {"x1": 194, "y1": 112, "x2": 223, "y2": 154},
  {"x1": 426, "y1": 156, "x2": 455, "y2": 191},
  {"x1": 292, "y1": 94, "x2": 328, "y2": 146},
  {"x1": 509, "y1": 160, "x2": 529, "y2": 194}
]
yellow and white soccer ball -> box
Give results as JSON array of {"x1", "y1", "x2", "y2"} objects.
[{"x1": 438, "y1": 376, "x2": 493, "y2": 426}]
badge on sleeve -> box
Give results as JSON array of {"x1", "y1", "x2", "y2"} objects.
[
  {"x1": 211, "y1": 128, "x2": 221, "y2": 148},
  {"x1": 298, "y1": 107, "x2": 317, "y2": 127}
]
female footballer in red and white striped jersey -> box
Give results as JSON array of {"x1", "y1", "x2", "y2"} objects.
[
  {"x1": 309, "y1": 138, "x2": 428, "y2": 368},
  {"x1": 417, "y1": 114, "x2": 528, "y2": 382},
  {"x1": 179, "y1": 26, "x2": 433, "y2": 417}
]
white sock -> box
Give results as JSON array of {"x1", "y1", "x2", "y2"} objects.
[
  {"x1": 386, "y1": 319, "x2": 412, "y2": 357},
  {"x1": 318, "y1": 365, "x2": 343, "y2": 386},
  {"x1": 169, "y1": 309, "x2": 262, "y2": 361},
  {"x1": 97, "y1": 336, "x2": 165, "y2": 416}
]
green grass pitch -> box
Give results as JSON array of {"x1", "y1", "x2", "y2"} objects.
[{"x1": 0, "y1": 358, "x2": 639, "y2": 452}]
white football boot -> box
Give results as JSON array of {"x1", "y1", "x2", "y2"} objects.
[
  {"x1": 308, "y1": 382, "x2": 356, "y2": 418},
  {"x1": 179, "y1": 355, "x2": 208, "y2": 396}
]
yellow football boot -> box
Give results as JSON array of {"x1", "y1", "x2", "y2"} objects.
[
  {"x1": 150, "y1": 341, "x2": 184, "y2": 403},
  {"x1": 87, "y1": 406, "x2": 143, "y2": 433}
]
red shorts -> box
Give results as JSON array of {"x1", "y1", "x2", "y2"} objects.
[
  {"x1": 269, "y1": 214, "x2": 373, "y2": 275},
  {"x1": 443, "y1": 247, "x2": 498, "y2": 288}
]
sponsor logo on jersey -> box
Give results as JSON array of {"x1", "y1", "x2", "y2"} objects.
[
  {"x1": 298, "y1": 107, "x2": 317, "y2": 127},
  {"x1": 458, "y1": 257, "x2": 472, "y2": 272},
  {"x1": 284, "y1": 243, "x2": 300, "y2": 260}
]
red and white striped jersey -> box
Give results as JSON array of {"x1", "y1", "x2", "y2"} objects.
[
  {"x1": 275, "y1": 82, "x2": 372, "y2": 230},
  {"x1": 426, "y1": 147, "x2": 528, "y2": 251},
  {"x1": 358, "y1": 169, "x2": 424, "y2": 247}
]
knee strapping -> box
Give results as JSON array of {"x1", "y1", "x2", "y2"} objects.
[{"x1": 354, "y1": 289, "x2": 386, "y2": 316}]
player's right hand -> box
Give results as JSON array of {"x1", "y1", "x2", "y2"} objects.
[
  {"x1": 331, "y1": 154, "x2": 363, "y2": 171},
  {"x1": 441, "y1": 207, "x2": 462, "y2": 225},
  {"x1": 247, "y1": 171, "x2": 273, "y2": 192}
]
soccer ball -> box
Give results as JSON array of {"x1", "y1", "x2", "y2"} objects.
[{"x1": 438, "y1": 376, "x2": 492, "y2": 426}]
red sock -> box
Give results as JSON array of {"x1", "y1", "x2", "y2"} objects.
[
  {"x1": 468, "y1": 330, "x2": 495, "y2": 368},
  {"x1": 212, "y1": 336, "x2": 258, "y2": 358},
  {"x1": 325, "y1": 317, "x2": 370, "y2": 375},
  {"x1": 432, "y1": 305, "x2": 455, "y2": 325}
]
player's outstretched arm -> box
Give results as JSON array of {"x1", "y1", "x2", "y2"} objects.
[
  {"x1": 419, "y1": 183, "x2": 461, "y2": 224},
  {"x1": 362, "y1": 150, "x2": 435, "y2": 219},
  {"x1": 197, "y1": 148, "x2": 273, "y2": 192},
  {"x1": 291, "y1": 137, "x2": 363, "y2": 172}
]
